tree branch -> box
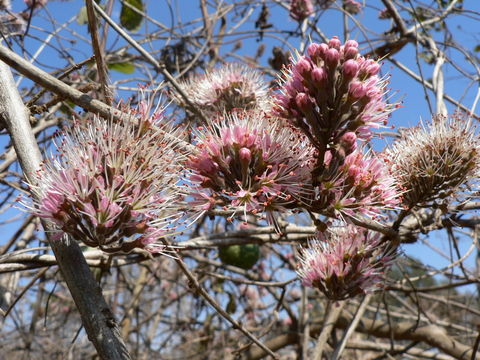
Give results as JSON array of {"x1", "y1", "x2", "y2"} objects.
[{"x1": 0, "y1": 60, "x2": 131, "y2": 360}]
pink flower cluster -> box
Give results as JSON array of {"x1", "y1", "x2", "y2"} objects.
[
  {"x1": 27, "y1": 99, "x2": 185, "y2": 253},
  {"x1": 313, "y1": 149, "x2": 401, "y2": 219},
  {"x1": 275, "y1": 37, "x2": 395, "y2": 149},
  {"x1": 173, "y1": 63, "x2": 270, "y2": 117},
  {"x1": 185, "y1": 111, "x2": 314, "y2": 226},
  {"x1": 297, "y1": 225, "x2": 393, "y2": 300},
  {"x1": 273, "y1": 37, "x2": 401, "y2": 221}
]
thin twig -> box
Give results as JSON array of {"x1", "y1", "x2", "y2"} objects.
[
  {"x1": 90, "y1": 1, "x2": 208, "y2": 124},
  {"x1": 313, "y1": 300, "x2": 346, "y2": 360},
  {"x1": 86, "y1": 0, "x2": 113, "y2": 105},
  {"x1": 331, "y1": 294, "x2": 372, "y2": 360}
]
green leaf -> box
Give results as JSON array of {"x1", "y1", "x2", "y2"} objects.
[
  {"x1": 77, "y1": 6, "x2": 88, "y2": 25},
  {"x1": 120, "y1": 0, "x2": 144, "y2": 32},
  {"x1": 218, "y1": 244, "x2": 260, "y2": 270},
  {"x1": 474, "y1": 45, "x2": 480, "y2": 53},
  {"x1": 77, "y1": 2, "x2": 104, "y2": 26},
  {"x1": 108, "y1": 62, "x2": 135, "y2": 74}
]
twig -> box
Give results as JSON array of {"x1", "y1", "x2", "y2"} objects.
[
  {"x1": 90, "y1": 1, "x2": 208, "y2": 124},
  {"x1": 86, "y1": 0, "x2": 113, "y2": 105},
  {"x1": 0, "y1": 44, "x2": 124, "y2": 121},
  {"x1": 2, "y1": 267, "x2": 49, "y2": 317},
  {"x1": 388, "y1": 57, "x2": 480, "y2": 119},
  {"x1": 313, "y1": 300, "x2": 346, "y2": 360},
  {"x1": 331, "y1": 294, "x2": 372, "y2": 360}
]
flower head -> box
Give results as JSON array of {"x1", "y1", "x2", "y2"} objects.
[
  {"x1": 385, "y1": 113, "x2": 480, "y2": 207},
  {"x1": 297, "y1": 224, "x2": 393, "y2": 300},
  {"x1": 26, "y1": 97, "x2": 186, "y2": 253},
  {"x1": 184, "y1": 111, "x2": 314, "y2": 226},
  {"x1": 173, "y1": 63, "x2": 270, "y2": 118},
  {"x1": 274, "y1": 37, "x2": 396, "y2": 149},
  {"x1": 290, "y1": 0, "x2": 314, "y2": 21},
  {"x1": 311, "y1": 148, "x2": 401, "y2": 220}
]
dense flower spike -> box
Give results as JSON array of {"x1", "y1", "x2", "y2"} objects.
[
  {"x1": 297, "y1": 224, "x2": 393, "y2": 300},
  {"x1": 289, "y1": 0, "x2": 314, "y2": 21},
  {"x1": 385, "y1": 114, "x2": 480, "y2": 207},
  {"x1": 275, "y1": 37, "x2": 395, "y2": 150},
  {"x1": 184, "y1": 111, "x2": 314, "y2": 226},
  {"x1": 311, "y1": 148, "x2": 401, "y2": 219},
  {"x1": 26, "y1": 98, "x2": 186, "y2": 253},
  {"x1": 173, "y1": 63, "x2": 270, "y2": 118}
]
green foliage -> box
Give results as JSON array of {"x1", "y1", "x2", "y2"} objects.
[
  {"x1": 120, "y1": 0, "x2": 144, "y2": 32},
  {"x1": 218, "y1": 244, "x2": 260, "y2": 270},
  {"x1": 77, "y1": 1, "x2": 103, "y2": 26},
  {"x1": 108, "y1": 62, "x2": 135, "y2": 74}
]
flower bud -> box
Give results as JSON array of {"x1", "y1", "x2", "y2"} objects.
[
  {"x1": 239, "y1": 147, "x2": 252, "y2": 164},
  {"x1": 342, "y1": 59, "x2": 359, "y2": 78},
  {"x1": 349, "y1": 81, "x2": 366, "y2": 98},
  {"x1": 366, "y1": 61, "x2": 381, "y2": 76},
  {"x1": 325, "y1": 48, "x2": 340, "y2": 66},
  {"x1": 344, "y1": 0, "x2": 361, "y2": 15},
  {"x1": 307, "y1": 43, "x2": 321, "y2": 58},
  {"x1": 295, "y1": 92, "x2": 312, "y2": 112},
  {"x1": 295, "y1": 57, "x2": 311, "y2": 77},
  {"x1": 340, "y1": 131, "x2": 357, "y2": 153},
  {"x1": 328, "y1": 36, "x2": 341, "y2": 49},
  {"x1": 344, "y1": 46, "x2": 358, "y2": 60},
  {"x1": 311, "y1": 67, "x2": 326, "y2": 84},
  {"x1": 276, "y1": 94, "x2": 290, "y2": 108},
  {"x1": 344, "y1": 39, "x2": 358, "y2": 49},
  {"x1": 315, "y1": 43, "x2": 329, "y2": 60}
]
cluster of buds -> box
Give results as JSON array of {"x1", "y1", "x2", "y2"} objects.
[
  {"x1": 289, "y1": 0, "x2": 314, "y2": 22},
  {"x1": 274, "y1": 37, "x2": 400, "y2": 223},
  {"x1": 312, "y1": 148, "x2": 401, "y2": 219},
  {"x1": 172, "y1": 63, "x2": 270, "y2": 118},
  {"x1": 386, "y1": 114, "x2": 480, "y2": 208},
  {"x1": 275, "y1": 36, "x2": 395, "y2": 152},
  {"x1": 184, "y1": 111, "x2": 314, "y2": 226},
  {"x1": 297, "y1": 224, "x2": 393, "y2": 300},
  {"x1": 26, "y1": 99, "x2": 186, "y2": 254}
]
